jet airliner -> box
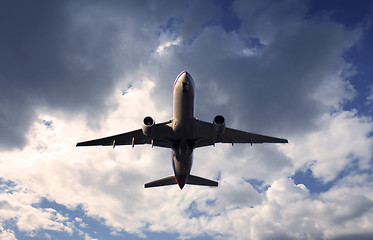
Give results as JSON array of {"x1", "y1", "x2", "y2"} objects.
[{"x1": 76, "y1": 71, "x2": 288, "y2": 189}]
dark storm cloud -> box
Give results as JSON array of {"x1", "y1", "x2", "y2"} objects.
[
  {"x1": 0, "y1": 1, "x2": 123, "y2": 148},
  {"x1": 0, "y1": 0, "x2": 222, "y2": 149},
  {"x1": 0, "y1": 2, "x2": 141, "y2": 149}
]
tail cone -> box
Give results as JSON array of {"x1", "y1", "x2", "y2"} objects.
[
  {"x1": 178, "y1": 182, "x2": 185, "y2": 189},
  {"x1": 176, "y1": 175, "x2": 187, "y2": 190}
]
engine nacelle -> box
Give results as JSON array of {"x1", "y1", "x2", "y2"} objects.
[
  {"x1": 213, "y1": 115, "x2": 226, "y2": 137},
  {"x1": 142, "y1": 116, "x2": 155, "y2": 137}
]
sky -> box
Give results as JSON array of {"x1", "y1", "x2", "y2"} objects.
[{"x1": 1, "y1": 0, "x2": 373, "y2": 239}]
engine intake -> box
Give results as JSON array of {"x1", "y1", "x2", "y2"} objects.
[
  {"x1": 142, "y1": 116, "x2": 155, "y2": 137},
  {"x1": 213, "y1": 115, "x2": 225, "y2": 137}
]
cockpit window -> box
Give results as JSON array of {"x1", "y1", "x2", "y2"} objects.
[{"x1": 182, "y1": 82, "x2": 189, "y2": 93}]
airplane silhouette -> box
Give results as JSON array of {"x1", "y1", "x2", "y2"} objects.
[{"x1": 76, "y1": 71, "x2": 288, "y2": 189}]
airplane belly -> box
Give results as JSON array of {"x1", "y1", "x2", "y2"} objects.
[
  {"x1": 173, "y1": 93, "x2": 194, "y2": 124},
  {"x1": 172, "y1": 149, "x2": 193, "y2": 189}
]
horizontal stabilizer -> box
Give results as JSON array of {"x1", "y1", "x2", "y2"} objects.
[
  {"x1": 187, "y1": 175, "x2": 218, "y2": 187},
  {"x1": 144, "y1": 176, "x2": 177, "y2": 188}
]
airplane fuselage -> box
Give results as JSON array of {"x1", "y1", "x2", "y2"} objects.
[{"x1": 172, "y1": 71, "x2": 195, "y2": 189}]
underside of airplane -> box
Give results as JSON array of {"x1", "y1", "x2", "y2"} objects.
[{"x1": 76, "y1": 71, "x2": 288, "y2": 189}]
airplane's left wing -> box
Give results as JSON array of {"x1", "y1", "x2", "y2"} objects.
[
  {"x1": 194, "y1": 119, "x2": 288, "y2": 148},
  {"x1": 76, "y1": 121, "x2": 175, "y2": 148}
]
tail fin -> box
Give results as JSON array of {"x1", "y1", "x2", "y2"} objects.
[
  {"x1": 187, "y1": 175, "x2": 218, "y2": 187},
  {"x1": 144, "y1": 176, "x2": 177, "y2": 188}
]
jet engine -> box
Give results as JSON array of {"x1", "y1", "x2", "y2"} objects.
[
  {"x1": 142, "y1": 116, "x2": 155, "y2": 137},
  {"x1": 213, "y1": 115, "x2": 225, "y2": 137}
]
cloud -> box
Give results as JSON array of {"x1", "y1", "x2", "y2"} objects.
[
  {"x1": 0, "y1": 181, "x2": 73, "y2": 237},
  {"x1": 0, "y1": 1, "x2": 118, "y2": 149},
  {"x1": 1, "y1": 1, "x2": 373, "y2": 240},
  {"x1": 285, "y1": 110, "x2": 373, "y2": 182},
  {"x1": 247, "y1": 176, "x2": 373, "y2": 240},
  {"x1": 0, "y1": 226, "x2": 16, "y2": 240},
  {"x1": 156, "y1": 37, "x2": 182, "y2": 55}
]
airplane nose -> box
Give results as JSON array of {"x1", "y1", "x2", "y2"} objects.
[
  {"x1": 183, "y1": 71, "x2": 193, "y2": 83},
  {"x1": 183, "y1": 72, "x2": 190, "y2": 79},
  {"x1": 178, "y1": 71, "x2": 193, "y2": 82},
  {"x1": 174, "y1": 71, "x2": 195, "y2": 90},
  {"x1": 179, "y1": 71, "x2": 189, "y2": 81}
]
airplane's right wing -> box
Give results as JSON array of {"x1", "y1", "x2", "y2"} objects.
[
  {"x1": 194, "y1": 119, "x2": 288, "y2": 148},
  {"x1": 76, "y1": 120, "x2": 176, "y2": 148}
]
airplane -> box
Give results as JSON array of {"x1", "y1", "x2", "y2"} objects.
[{"x1": 76, "y1": 71, "x2": 288, "y2": 189}]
